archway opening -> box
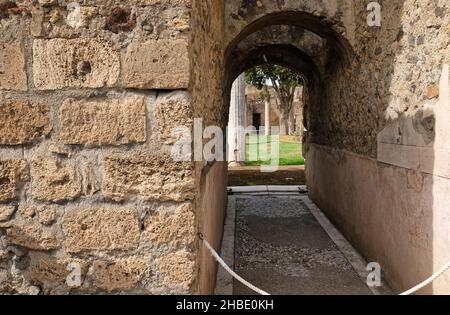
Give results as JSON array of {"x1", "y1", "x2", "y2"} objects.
[{"x1": 227, "y1": 62, "x2": 307, "y2": 186}]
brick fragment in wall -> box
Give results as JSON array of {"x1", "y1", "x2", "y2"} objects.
[
  {"x1": 105, "y1": 7, "x2": 136, "y2": 33},
  {"x1": 31, "y1": 156, "x2": 81, "y2": 202},
  {"x1": 0, "y1": 160, "x2": 28, "y2": 203}
]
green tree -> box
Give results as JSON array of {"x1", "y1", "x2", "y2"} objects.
[{"x1": 245, "y1": 64, "x2": 303, "y2": 135}]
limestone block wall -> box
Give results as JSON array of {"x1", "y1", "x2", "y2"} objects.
[
  {"x1": 0, "y1": 0, "x2": 197, "y2": 294},
  {"x1": 191, "y1": 0, "x2": 228, "y2": 295}
]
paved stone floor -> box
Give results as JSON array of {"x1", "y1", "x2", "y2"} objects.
[{"x1": 233, "y1": 194, "x2": 373, "y2": 295}]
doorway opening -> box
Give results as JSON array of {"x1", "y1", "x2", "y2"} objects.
[{"x1": 227, "y1": 63, "x2": 306, "y2": 187}]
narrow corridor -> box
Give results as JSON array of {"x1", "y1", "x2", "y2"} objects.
[{"x1": 217, "y1": 188, "x2": 391, "y2": 295}]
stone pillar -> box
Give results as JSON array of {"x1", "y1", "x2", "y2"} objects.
[
  {"x1": 227, "y1": 74, "x2": 246, "y2": 165},
  {"x1": 265, "y1": 99, "x2": 271, "y2": 136}
]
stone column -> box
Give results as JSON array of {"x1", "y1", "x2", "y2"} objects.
[
  {"x1": 265, "y1": 99, "x2": 271, "y2": 136},
  {"x1": 227, "y1": 74, "x2": 246, "y2": 165}
]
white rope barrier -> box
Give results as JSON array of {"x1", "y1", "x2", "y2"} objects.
[
  {"x1": 199, "y1": 233, "x2": 450, "y2": 296},
  {"x1": 199, "y1": 233, "x2": 270, "y2": 296},
  {"x1": 400, "y1": 262, "x2": 450, "y2": 296}
]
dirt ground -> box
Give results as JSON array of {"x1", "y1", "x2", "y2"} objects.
[{"x1": 228, "y1": 166, "x2": 306, "y2": 186}]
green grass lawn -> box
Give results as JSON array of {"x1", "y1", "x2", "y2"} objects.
[{"x1": 245, "y1": 135, "x2": 305, "y2": 166}]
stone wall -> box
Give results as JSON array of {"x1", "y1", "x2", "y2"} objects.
[
  {"x1": 0, "y1": 0, "x2": 197, "y2": 294},
  {"x1": 190, "y1": 0, "x2": 227, "y2": 294}
]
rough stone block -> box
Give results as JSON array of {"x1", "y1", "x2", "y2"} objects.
[
  {"x1": 0, "y1": 205, "x2": 16, "y2": 222},
  {"x1": 18, "y1": 204, "x2": 57, "y2": 226},
  {"x1": 36, "y1": 205, "x2": 57, "y2": 226},
  {"x1": 92, "y1": 257, "x2": 147, "y2": 292},
  {"x1": 19, "y1": 204, "x2": 36, "y2": 219},
  {"x1": 61, "y1": 208, "x2": 140, "y2": 253},
  {"x1": 6, "y1": 223, "x2": 60, "y2": 250},
  {"x1": 155, "y1": 250, "x2": 195, "y2": 293},
  {"x1": 0, "y1": 100, "x2": 51, "y2": 145},
  {"x1": 33, "y1": 39, "x2": 120, "y2": 90},
  {"x1": 101, "y1": 152, "x2": 195, "y2": 202},
  {"x1": 29, "y1": 253, "x2": 87, "y2": 288},
  {"x1": 0, "y1": 42, "x2": 27, "y2": 91},
  {"x1": 153, "y1": 93, "x2": 192, "y2": 145},
  {"x1": 31, "y1": 156, "x2": 81, "y2": 202},
  {"x1": 0, "y1": 160, "x2": 28, "y2": 203},
  {"x1": 59, "y1": 96, "x2": 146, "y2": 146},
  {"x1": 143, "y1": 203, "x2": 195, "y2": 250},
  {"x1": 122, "y1": 39, "x2": 189, "y2": 89}
]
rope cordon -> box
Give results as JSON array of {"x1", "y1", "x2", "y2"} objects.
[
  {"x1": 400, "y1": 261, "x2": 450, "y2": 295},
  {"x1": 199, "y1": 233, "x2": 270, "y2": 295},
  {"x1": 199, "y1": 233, "x2": 450, "y2": 296}
]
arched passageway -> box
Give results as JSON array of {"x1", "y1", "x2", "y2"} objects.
[{"x1": 192, "y1": 0, "x2": 449, "y2": 295}]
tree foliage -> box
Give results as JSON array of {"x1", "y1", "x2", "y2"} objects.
[
  {"x1": 244, "y1": 64, "x2": 303, "y2": 134},
  {"x1": 245, "y1": 64, "x2": 303, "y2": 92}
]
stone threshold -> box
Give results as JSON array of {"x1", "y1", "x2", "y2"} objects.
[{"x1": 228, "y1": 185, "x2": 308, "y2": 194}]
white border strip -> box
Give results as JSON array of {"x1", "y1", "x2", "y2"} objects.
[{"x1": 300, "y1": 196, "x2": 393, "y2": 295}]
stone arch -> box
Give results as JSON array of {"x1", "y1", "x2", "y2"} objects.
[
  {"x1": 232, "y1": 25, "x2": 327, "y2": 74},
  {"x1": 224, "y1": 0, "x2": 357, "y2": 48},
  {"x1": 224, "y1": 1, "x2": 357, "y2": 66},
  {"x1": 221, "y1": 7, "x2": 356, "y2": 145},
  {"x1": 228, "y1": 44, "x2": 320, "y2": 90}
]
